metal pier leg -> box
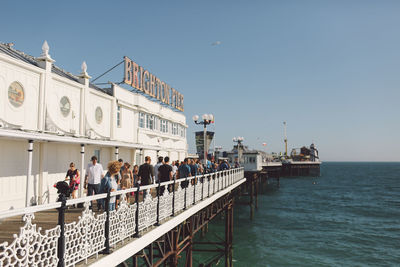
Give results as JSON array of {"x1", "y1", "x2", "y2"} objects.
[
  {"x1": 225, "y1": 202, "x2": 233, "y2": 267},
  {"x1": 250, "y1": 178, "x2": 254, "y2": 220},
  {"x1": 255, "y1": 175, "x2": 258, "y2": 210}
]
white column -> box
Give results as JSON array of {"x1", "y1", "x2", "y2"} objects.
[
  {"x1": 79, "y1": 144, "x2": 85, "y2": 198},
  {"x1": 25, "y1": 140, "x2": 34, "y2": 207},
  {"x1": 115, "y1": 146, "x2": 119, "y2": 161},
  {"x1": 131, "y1": 149, "x2": 137, "y2": 168},
  {"x1": 38, "y1": 142, "x2": 44, "y2": 205},
  {"x1": 37, "y1": 41, "x2": 55, "y2": 131},
  {"x1": 78, "y1": 61, "x2": 91, "y2": 137}
]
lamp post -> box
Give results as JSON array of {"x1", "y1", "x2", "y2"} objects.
[
  {"x1": 233, "y1": 136, "x2": 244, "y2": 166},
  {"x1": 193, "y1": 114, "x2": 214, "y2": 166}
]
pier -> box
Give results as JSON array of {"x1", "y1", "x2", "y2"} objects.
[{"x1": 0, "y1": 168, "x2": 244, "y2": 267}]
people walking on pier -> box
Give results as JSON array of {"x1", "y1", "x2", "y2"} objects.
[
  {"x1": 154, "y1": 156, "x2": 163, "y2": 184},
  {"x1": 172, "y1": 161, "x2": 179, "y2": 178},
  {"x1": 196, "y1": 159, "x2": 204, "y2": 174},
  {"x1": 65, "y1": 162, "x2": 80, "y2": 199},
  {"x1": 234, "y1": 159, "x2": 240, "y2": 168},
  {"x1": 178, "y1": 158, "x2": 191, "y2": 188},
  {"x1": 158, "y1": 156, "x2": 173, "y2": 195},
  {"x1": 133, "y1": 165, "x2": 139, "y2": 185},
  {"x1": 121, "y1": 162, "x2": 134, "y2": 201},
  {"x1": 84, "y1": 156, "x2": 104, "y2": 210},
  {"x1": 118, "y1": 158, "x2": 124, "y2": 174},
  {"x1": 189, "y1": 159, "x2": 198, "y2": 176},
  {"x1": 100, "y1": 161, "x2": 121, "y2": 211},
  {"x1": 219, "y1": 160, "x2": 230, "y2": 170},
  {"x1": 138, "y1": 156, "x2": 154, "y2": 197}
]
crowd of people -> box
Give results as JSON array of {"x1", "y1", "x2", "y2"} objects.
[{"x1": 63, "y1": 155, "x2": 234, "y2": 211}]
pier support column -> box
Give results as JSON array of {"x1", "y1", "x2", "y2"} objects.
[
  {"x1": 225, "y1": 202, "x2": 233, "y2": 267},
  {"x1": 250, "y1": 177, "x2": 254, "y2": 220},
  {"x1": 185, "y1": 218, "x2": 193, "y2": 267},
  {"x1": 255, "y1": 174, "x2": 258, "y2": 210}
]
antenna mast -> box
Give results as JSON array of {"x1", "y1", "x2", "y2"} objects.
[{"x1": 283, "y1": 121, "x2": 288, "y2": 157}]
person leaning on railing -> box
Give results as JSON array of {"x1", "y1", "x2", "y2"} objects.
[{"x1": 99, "y1": 161, "x2": 121, "y2": 211}]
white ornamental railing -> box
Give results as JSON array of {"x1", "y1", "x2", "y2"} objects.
[{"x1": 0, "y1": 167, "x2": 244, "y2": 267}]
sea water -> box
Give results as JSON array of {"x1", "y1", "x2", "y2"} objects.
[{"x1": 194, "y1": 162, "x2": 400, "y2": 266}]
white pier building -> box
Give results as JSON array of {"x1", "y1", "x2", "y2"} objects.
[{"x1": 0, "y1": 42, "x2": 188, "y2": 211}]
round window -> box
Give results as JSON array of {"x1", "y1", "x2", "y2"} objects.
[
  {"x1": 8, "y1": 81, "x2": 24, "y2": 108},
  {"x1": 59, "y1": 96, "x2": 71, "y2": 117},
  {"x1": 95, "y1": 107, "x2": 103, "y2": 124}
]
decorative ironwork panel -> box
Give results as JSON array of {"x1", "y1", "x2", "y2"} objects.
[
  {"x1": 195, "y1": 181, "x2": 202, "y2": 203},
  {"x1": 209, "y1": 177, "x2": 214, "y2": 196},
  {"x1": 109, "y1": 195, "x2": 136, "y2": 247},
  {"x1": 203, "y1": 178, "x2": 209, "y2": 198},
  {"x1": 185, "y1": 183, "x2": 194, "y2": 208},
  {"x1": 174, "y1": 186, "x2": 185, "y2": 213},
  {"x1": 0, "y1": 213, "x2": 60, "y2": 267},
  {"x1": 138, "y1": 190, "x2": 157, "y2": 232},
  {"x1": 64, "y1": 202, "x2": 106, "y2": 267},
  {"x1": 159, "y1": 189, "x2": 173, "y2": 222}
]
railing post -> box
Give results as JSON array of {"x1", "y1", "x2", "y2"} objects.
[
  {"x1": 183, "y1": 176, "x2": 188, "y2": 210},
  {"x1": 201, "y1": 175, "x2": 204, "y2": 201},
  {"x1": 208, "y1": 175, "x2": 211, "y2": 198},
  {"x1": 102, "y1": 189, "x2": 111, "y2": 254},
  {"x1": 172, "y1": 176, "x2": 176, "y2": 217},
  {"x1": 134, "y1": 184, "x2": 140, "y2": 237},
  {"x1": 193, "y1": 176, "x2": 196, "y2": 205},
  {"x1": 57, "y1": 193, "x2": 67, "y2": 267},
  {"x1": 156, "y1": 179, "x2": 161, "y2": 225},
  {"x1": 213, "y1": 173, "x2": 216, "y2": 195}
]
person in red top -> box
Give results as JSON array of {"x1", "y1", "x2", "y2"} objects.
[{"x1": 65, "y1": 162, "x2": 80, "y2": 199}]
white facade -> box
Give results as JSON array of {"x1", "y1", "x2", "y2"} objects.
[{"x1": 0, "y1": 42, "x2": 187, "y2": 211}]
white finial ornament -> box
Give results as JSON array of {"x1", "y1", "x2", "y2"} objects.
[
  {"x1": 81, "y1": 61, "x2": 87, "y2": 73},
  {"x1": 41, "y1": 40, "x2": 49, "y2": 57},
  {"x1": 79, "y1": 60, "x2": 91, "y2": 79},
  {"x1": 38, "y1": 40, "x2": 54, "y2": 63}
]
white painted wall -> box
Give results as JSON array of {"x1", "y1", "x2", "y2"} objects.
[
  {"x1": 0, "y1": 44, "x2": 189, "y2": 211},
  {"x1": 0, "y1": 57, "x2": 40, "y2": 130},
  {"x1": 46, "y1": 78, "x2": 81, "y2": 134}
]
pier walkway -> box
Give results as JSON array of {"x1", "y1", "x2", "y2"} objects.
[{"x1": 0, "y1": 168, "x2": 245, "y2": 267}]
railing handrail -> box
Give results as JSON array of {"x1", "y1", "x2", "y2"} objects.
[
  {"x1": 0, "y1": 167, "x2": 244, "y2": 220},
  {"x1": 0, "y1": 167, "x2": 244, "y2": 267}
]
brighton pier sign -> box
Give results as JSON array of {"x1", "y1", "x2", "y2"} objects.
[{"x1": 124, "y1": 56, "x2": 184, "y2": 111}]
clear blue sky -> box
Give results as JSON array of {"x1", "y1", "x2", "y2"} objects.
[{"x1": 2, "y1": 0, "x2": 399, "y2": 161}]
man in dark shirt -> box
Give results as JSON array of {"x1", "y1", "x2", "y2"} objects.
[
  {"x1": 158, "y1": 156, "x2": 173, "y2": 195},
  {"x1": 178, "y1": 158, "x2": 191, "y2": 188},
  {"x1": 138, "y1": 156, "x2": 154, "y2": 186},
  {"x1": 220, "y1": 160, "x2": 230, "y2": 170},
  {"x1": 189, "y1": 159, "x2": 198, "y2": 176}
]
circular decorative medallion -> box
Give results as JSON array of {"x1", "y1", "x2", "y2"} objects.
[
  {"x1": 95, "y1": 107, "x2": 103, "y2": 124},
  {"x1": 59, "y1": 96, "x2": 71, "y2": 117},
  {"x1": 8, "y1": 81, "x2": 24, "y2": 108}
]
